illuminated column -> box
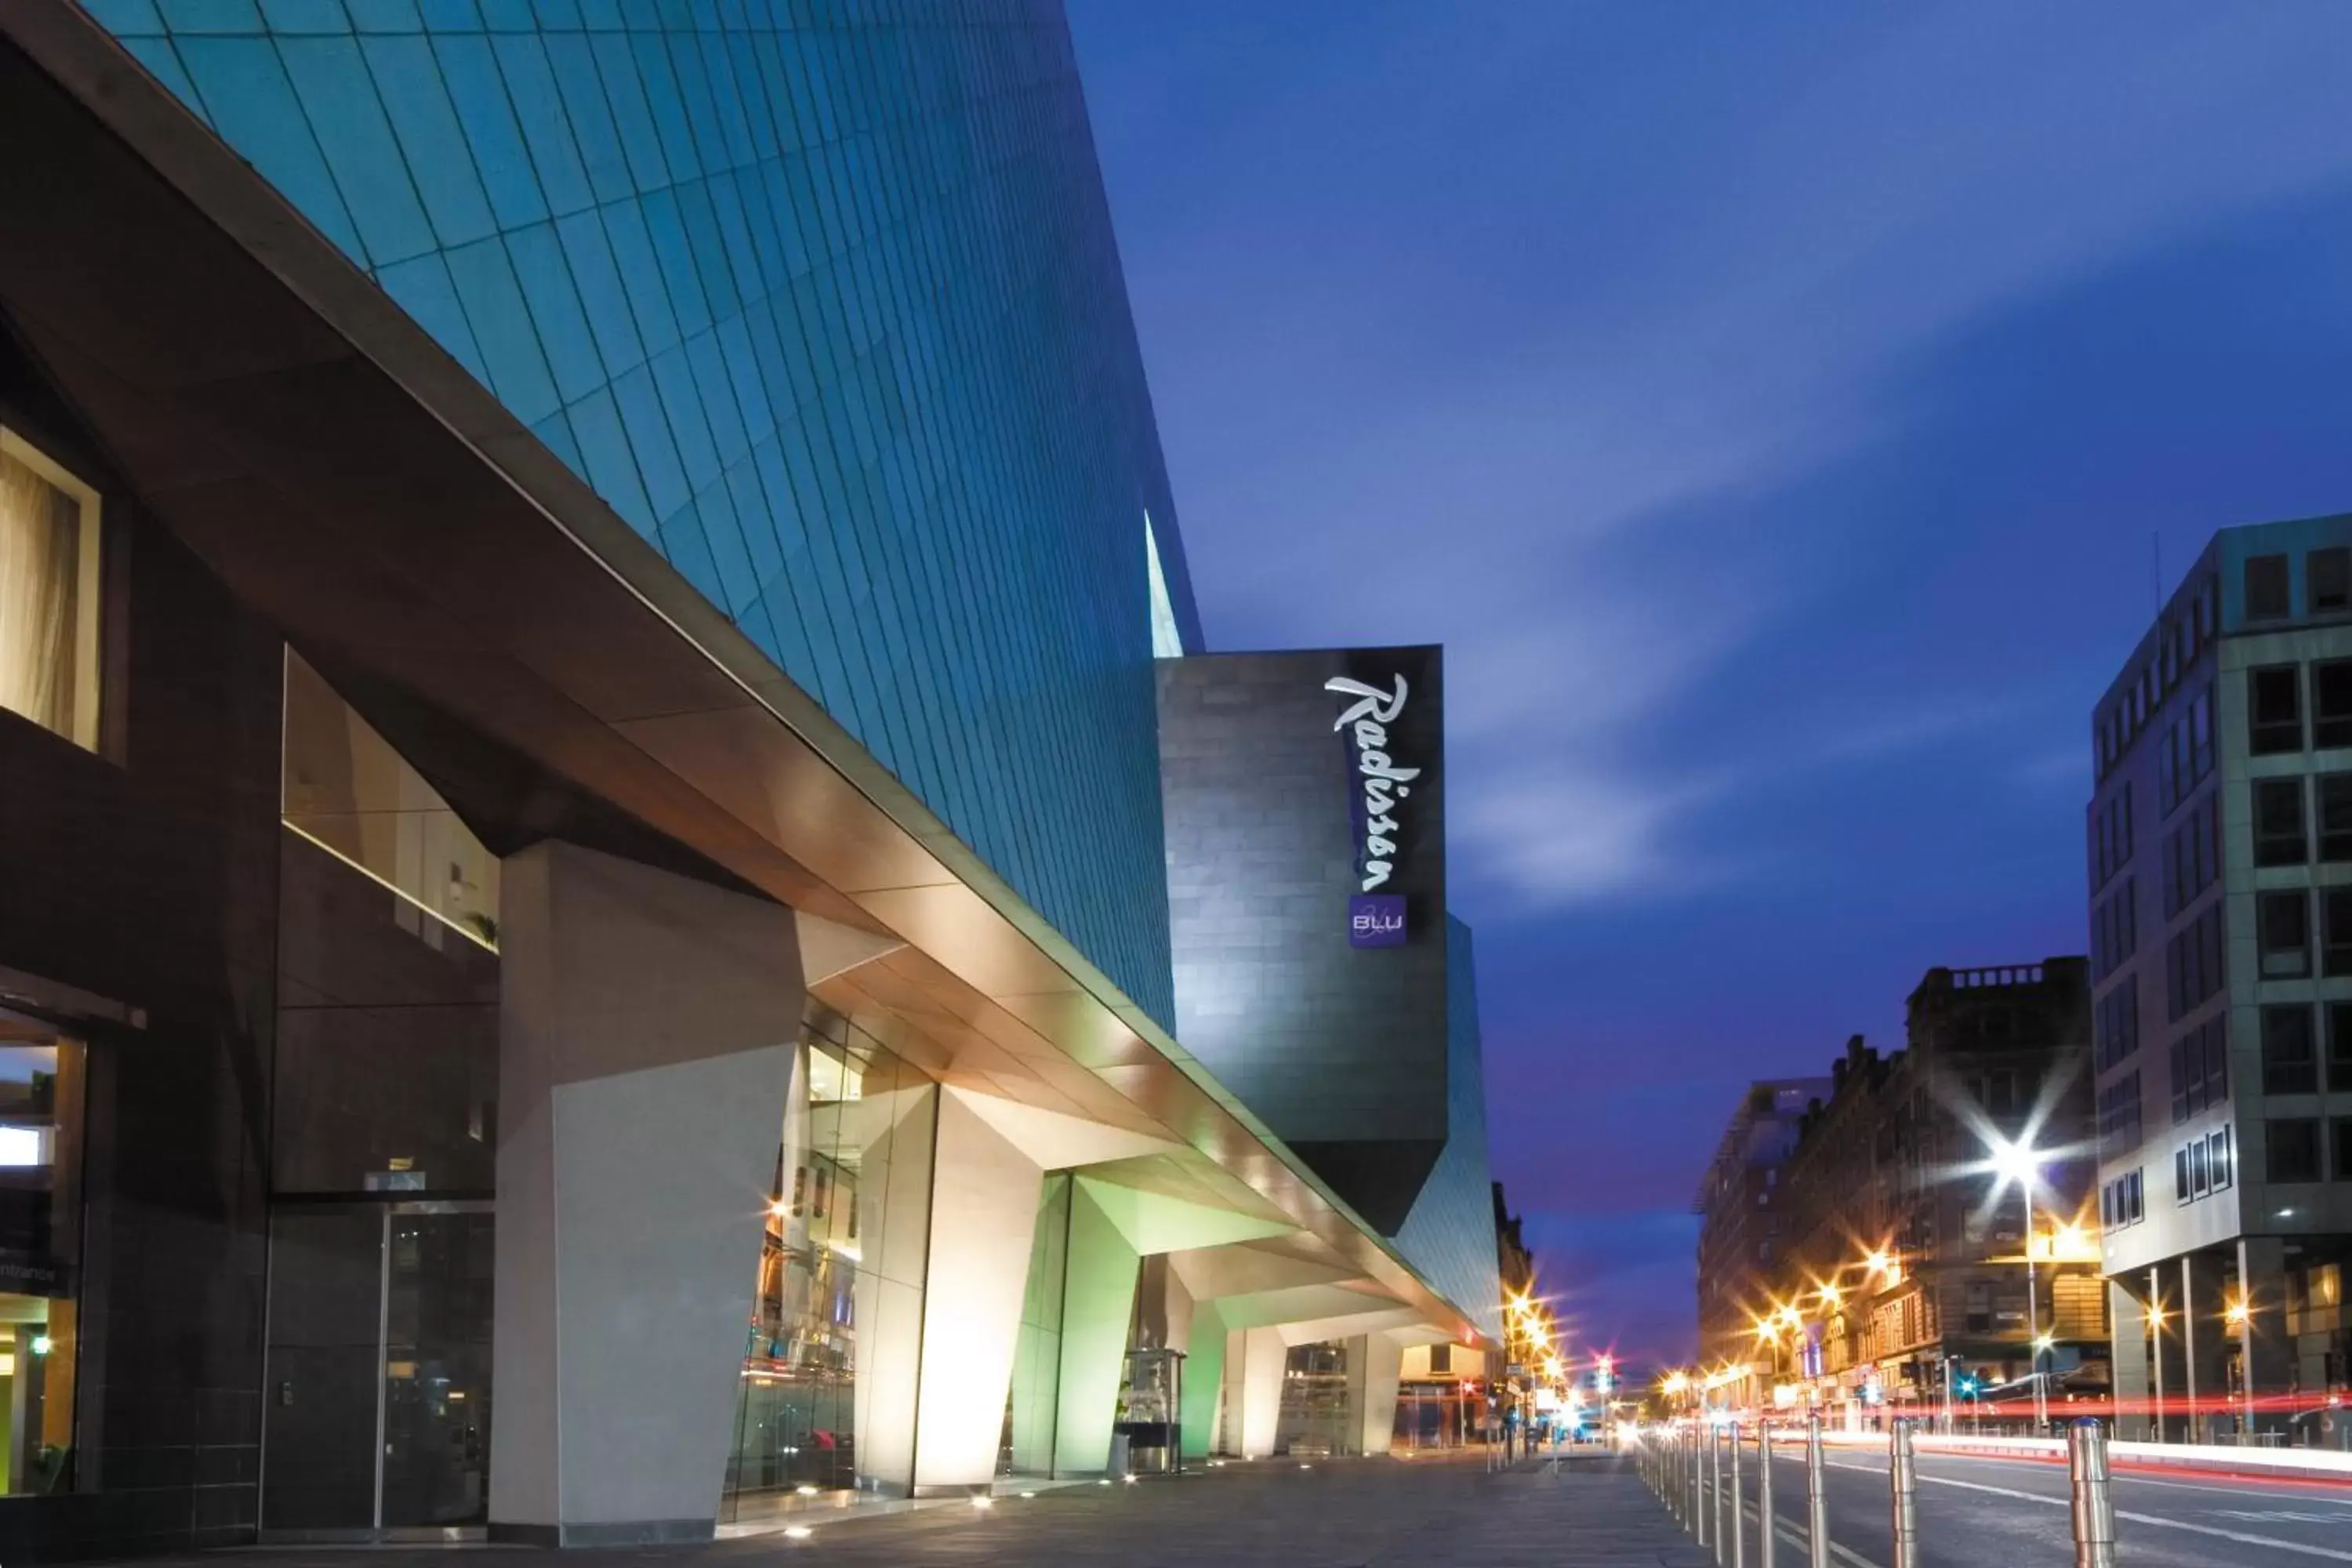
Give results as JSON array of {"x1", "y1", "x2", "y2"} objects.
[
  {"x1": 1231, "y1": 1327, "x2": 1287, "y2": 1458},
  {"x1": 1356, "y1": 1331, "x2": 1405, "y2": 1457},
  {"x1": 2178, "y1": 1252, "x2": 2229, "y2": 1443},
  {"x1": 908, "y1": 1091, "x2": 1047, "y2": 1492},
  {"x1": 2237, "y1": 1236, "x2": 2295, "y2": 1436},
  {"x1": 1052, "y1": 1181, "x2": 1142, "y2": 1475},
  {"x1": 2107, "y1": 1283, "x2": 2151, "y2": 1441},
  {"x1": 1181, "y1": 1302, "x2": 1226, "y2": 1459},
  {"x1": 490, "y1": 843, "x2": 801, "y2": 1545}
]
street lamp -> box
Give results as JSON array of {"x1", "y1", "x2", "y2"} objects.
[{"x1": 1987, "y1": 1134, "x2": 2049, "y2": 1428}]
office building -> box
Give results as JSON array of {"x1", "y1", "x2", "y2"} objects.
[
  {"x1": 2091, "y1": 518, "x2": 2352, "y2": 1441},
  {"x1": 0, "y1": 5, "x2": 1497, "y2": 1556}
]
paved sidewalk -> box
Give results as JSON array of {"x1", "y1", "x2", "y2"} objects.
[{"x1": 133, "y1": 1453, "x2": 1710, "y2": 1568}]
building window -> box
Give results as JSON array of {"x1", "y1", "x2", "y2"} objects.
[
  {"x1": 2167, "y1": 902, "x2": 2227, "y2": 1018},
  {"x1": 2094, "y1": 981, "x2": 2140, "y2": 1071},
  {"x1": 2190, "y1": 1138, "x2": 2211, "y2": 1196},
  {"x1": 2318, "y1": 661, "x2": 2352, "y2": 749},
  {"x1": 0, "y1": 426, "x2": 103, "y2": 750},
  {"x1": 2259, "y1": 889, "x2": 2311, "y2": 978},
  {"x1": 0, "y1": 1019, "x2": 87, "y2": 1494},
  {"x1": 2267, "y1": 1117, "x2": 2323, "y2": 1184},
  {"x1": 2092, "y1": 880, "x2": 2136, "y2": 981},
  {"x1": 2247, "y1": 554, "x2": 2292, "y2": 620},
  {"x1": 2328, "y1": 889, "x2": 2352, "y2": 979},
  {"x1": 2163, "y1": 792, "x2": 2221, "y2": 915},
  {"x1": 2209, "y1": 1127, "x2": 2233, "y2": 1190},
  {"x1": 2332, "y1": 1001, "x2": 2352, "y2": 1091},
  {"x1": 2174, "y1": 1145, "x2": 2192, "y2": 1204},
  {"x1": 2251, "y1": 666, "x2": 2304, "y2": 756},
  {"x1": 2097, "y1": 1073, "x2": 2142, "y2": 1160},
  {"x1": 2320, "y1": 775, "x2": 2352, "y2": 862},
  {"x1": 2313, "y1": 547, "x2": 2352, "y2": 614},
  {"x1": 2170, "y1": 1016, "x2": 2228, "y2": 1122},
  {"x1": 2255, "y1": 779, "x2": 2308, "y2": 866},
  {"x1": 2090, "y1": 786, "x2": 2133, "y2": 892},
  {"x1": 2159, "y1": 689, "x2": 2217, "y2": 811},
  {"x1": 2336, "y1": 1119, "x2": 2352, "y2": 1181},
  {"x1": 2263, "y1": 1005, "x2": 2318, "y2": 1094}
]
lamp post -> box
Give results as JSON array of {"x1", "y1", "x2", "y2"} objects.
[{"x1": 1990, "y1": 1136, "x2": 2049, "y2": 1430}]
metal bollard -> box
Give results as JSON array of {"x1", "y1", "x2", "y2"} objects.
[
  {"x1": 1755, "y1": 1423, "x2": 1776, "y2": 1568},
  {"x1": 1703, "y1": 1429, "x2": 1722, "y2": 1552},
  {"x1": 1711, "y1": 1426, "x2": 1726, "y2": 1563},
  {"x1": 1730, "y1": 1423, "x2": 1747, "y2": 1568},
  {"x1": 2067, "y1": 1420, "x2": 2116, "y2": 1568},
  {"x1": 1804, "y1": 1415, "x2": 1830, "y2": 1568},
  {"x1": 1889, "y1": 1420, "x2": 1919, "y2": 1568}
]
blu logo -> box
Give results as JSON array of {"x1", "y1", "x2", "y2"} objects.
[{"x1": 1348, "y1": 894, "x2": 1407, "y2": 948}]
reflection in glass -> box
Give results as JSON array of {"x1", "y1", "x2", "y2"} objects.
[
  {"x1": 723, "y1": 1013, "x2": 935, "y2": 1521},
  {"x1": 0, "y1": 1017, "x2": 85, "y2": 1494},
  {"x1": 281, "y1": 649, "x2": 499, "y2": 951},
  {"x1": 1275, "y1": 1341, "x2": 1353, "y2": 1458}
]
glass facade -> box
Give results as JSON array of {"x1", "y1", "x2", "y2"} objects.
[
  {"x1": 724, "y1": 1008, "x2": 935, "y2": 1519},
  {"x1": 93, "y1": 0, "x2": 1198, "y2": 1030}
]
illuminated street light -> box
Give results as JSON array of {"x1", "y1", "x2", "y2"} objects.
[
  {"x1": 1987, "y1": 1132, "x2": 2050, "y2": 1427},
  {"x1": 2226, "y1": 1300, "x2": 2250, "y2": 1327}
]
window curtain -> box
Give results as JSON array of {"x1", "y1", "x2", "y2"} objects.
[{"x1": 0, "y1": 447, "x2": 78, "y2": 736}]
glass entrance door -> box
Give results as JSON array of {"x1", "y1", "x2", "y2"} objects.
[{"x1": 262, "y1": 1203, "x2": 493, "y2": 1540}]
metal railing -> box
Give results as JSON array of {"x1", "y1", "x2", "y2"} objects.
[{"x1": 1641, "y1": 1415, "x2": 2117, "y2": 1566}]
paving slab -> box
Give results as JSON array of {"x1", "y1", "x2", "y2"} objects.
[{"x1": 125, "y1": 1453, "x2": 1711, "y2": 1568}]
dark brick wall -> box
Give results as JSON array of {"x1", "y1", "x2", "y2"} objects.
[{"x1": 1156, "y1": 648, "x2": 1449, "y2": 1229}]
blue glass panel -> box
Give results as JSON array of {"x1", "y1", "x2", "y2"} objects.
[
  {"x1": 586, "y1": 31, "x2": 669, "y2": 194},
  {"x1": 647, "y1": 347, "x2": 718, "y2": 496},
  {"x1": 552, "y1": 209, "x2": 645, "y2": 377},
  {"x1": 429, "y1": 32, "x2": 546, "y2": 229},
  {"x1": 637, "y1": 189, "x2": 711, "y2": 339},
  {"x1": 564, "y1": 388, "x2": 655, "y2": 537},
  {"x1": 278, "y1": 35, "x2": 437, "y2": 266},
  {"x1": 349, "y1": 0, "x2": 427, "y2": 30},
  {"x1": 361, "y1": 34, "x2": 498, "y2": 247},
  {"x1": 442, "y1": 236, "x2": 561, "y2": 423},
  {"x1": 83, "y1": 0, "x2": 168, "y2": 35},
  {"x1": 158, "y1": 0, "x2": 267, "y2": 33},
  {"x1": 530, "y1": 408, "x2": 586, "y2": 482},
  {"x1": 487, "y1": 34, "x2": 593, "y2": 217},
  {"x1": 258, "y1": 0, "x2": 349, "y2": 34},
  {"x1": 610, "y1": 363, "x2": 688, "y2": 523},
  {"x1": 540, "y1": 33, "x2": 632, "y2": 204},
  {"x1": 598, "y1": 199, "x2": 679, "y2": 357},
  {"x1": 501, "y1": 223, "x2": 606, "y2": 402}
]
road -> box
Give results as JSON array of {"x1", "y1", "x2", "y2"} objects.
[{"x1": 1689, "y1": 1442, "x2": 2352, "y2": 1568}]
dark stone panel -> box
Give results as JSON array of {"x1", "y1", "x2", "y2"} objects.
[
  {"x1": 0, "y1": 324, "x2": 281, "y2": 1555},
  {"x1": 1158, "y1": 648, "x2": 1451, "y2": 1228}
]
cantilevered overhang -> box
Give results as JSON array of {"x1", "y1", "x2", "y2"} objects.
[{"x1": 0, "y1": 8, "x2": 1479, "y2": 1340}]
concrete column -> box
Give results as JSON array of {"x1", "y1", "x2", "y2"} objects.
[
  {"x1": 1229, "y1": 1327, "x2": 1287, "y2": 1458},
  {"x1": 490, "y1": 842, "x2": 803, "y2": 1546},
  {"x1": 1181, "y1": 1301, "x2": 1225, "y2": 1460},
  {"x1": 2108, "y1": 1281, "x2": 2151, "y2": 1440},
  {"x1": 2180, "y1": 1251, "x2": 2230, "y2": 1443},
  {"x1": 908, "y1": 1091, "x2": 1045, "y2": 1493},
  {"x1": 1052, "y1": 1180, "x2": 1142, "y2": 1477},
  {"x1": 2147, "y1": 1266, "x2": 2169, "y2": 1443},
  {"x1": 845, "y1": 1079, "x2": 941, "y2": 1496},
  {"x1": 2238, "y1": 1236, "x2": 2296, "y2": 1436},
  {"x1": 1356, "y1": 1332, "x2": 1404, "y2": 1457}
]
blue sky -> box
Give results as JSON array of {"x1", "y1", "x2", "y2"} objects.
[{"x1": 1068, "y1": 2, "x2": 2352, "y2": 1367}]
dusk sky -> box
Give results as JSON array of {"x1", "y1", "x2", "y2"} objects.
[{"x1": 1070, "y1": 4, "x2": 2352, "y2": 1367}]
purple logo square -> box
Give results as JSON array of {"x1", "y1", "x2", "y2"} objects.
[{"x1": 1348, "y1": 894, "x2": 1407, "y2": 948}]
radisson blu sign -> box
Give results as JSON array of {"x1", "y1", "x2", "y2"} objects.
[{"x1": 1328, "y1": 673, "x2": 1423, "y2": 947}]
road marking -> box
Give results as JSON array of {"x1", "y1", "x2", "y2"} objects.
[
  {"x1": 2215, "y1": 1510, "x2": 2352, "y2": 1524},
  {"x1": 1740, "y1": 1499, "x2": 1882, "y2": 1568},
  {"x1": 1820, "y1": 1458, "x2": 2352, "y2": 1563}
]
